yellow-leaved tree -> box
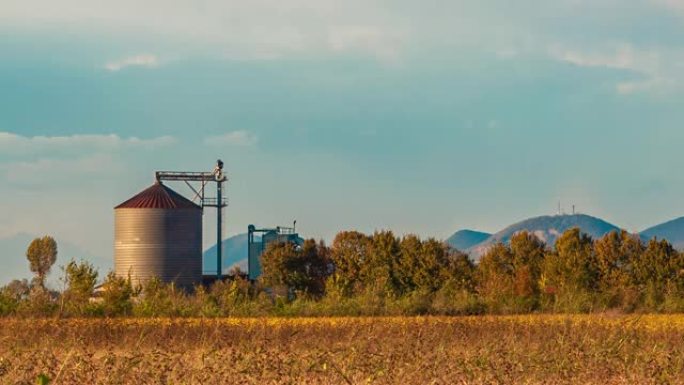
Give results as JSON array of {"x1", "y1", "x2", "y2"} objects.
[{"x1": 25, "y1": 236, "x2": 58, "y2": 289}]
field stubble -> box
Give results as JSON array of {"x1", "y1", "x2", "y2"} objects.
[{"x1": 1, "y1": 315, "x2": 684, "y2": 384}]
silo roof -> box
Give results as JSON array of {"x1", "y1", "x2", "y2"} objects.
[{"x1": 115, "y1": 182, "x2": 201, "y2": 210}]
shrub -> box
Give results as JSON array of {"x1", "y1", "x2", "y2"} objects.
[
  {"x1": 133, "y1": 278, "x2": 194, "y2": 317},
  {"x1": 101, "y1": 272, "x2": 134, "y2": 316},
  {"x1": 430, "y1": 281, "x2": 485, "y2": 316},
  {"x1": 61, "y1": 260, "x2": 98, "y2": 316}
]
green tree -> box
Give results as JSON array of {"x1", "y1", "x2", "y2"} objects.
[
  {"x1": 260, "y1": 239, "x2": 330, "y2": 298},
  {"x1": 62, "y1": 260, "x2": 98, "y2": 315},
  {"x1": 446, "y1": 251, "x2": 476, "y2": 292},
  {"x1": 476, "y1": 243, "x2": 515, "y2": 311},
  {"x1": 329, "y1": 231, "x2": 371, "y2": 296},
  {"x1": 476, "y1": 233, "x2": 546, "y2": 313},
  {"x1": 363, "y1": 231, "x2": 401, "y2": 295},
  {"x1": 397, "y1": 234, "x2": 422, "y2": 293},
  {"x1": 260, "y1": 242, "x2": 299, "y2": 297},
  {"x1": 101, "y1": 272, "x2": 134, "y2": 316},
  {"x1": 594, "y1": 231, "x2": 643, "y2": 309},
  {"x1": 509, "y1": 232, "x2": 546, "y2": 298},
  {"x1": 430, "y1": 251, "x2": 480, "y2": 315},
  {"x1": 413, "y1": 238, "x2": 460, "y2": 293},
  {"x1": 633, "y1": 239, "x2": 676, "y2": 288},
  {"x1": 541, "y1": 228, "x2": 597, "y2": 312},
  {"x1": 632, "y1": 238, "x2": 682, "y2": 309},
  {"x1": 0, "y1": 279, "x2": 30, "y2": 315},
  {"x1": 300, "y1": 240, "x2": 331, "y2": 297},
  {"x1": 3, "y1": 279, "x2": 30, "y2": 301},
  {"x1": 205, "y1": 275, "x2": 258, "y2": 316},
  {"x1": 133, "y1": 278, "x2": 192, "y2": 317},
  {"x1": 26, "y1": 236, "x2": 58, "y2": 289}
]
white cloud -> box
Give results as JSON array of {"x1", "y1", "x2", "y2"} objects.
[
  {"x1": 487, "y1": 120, "x2": 500, "y2": 129},
  {"x1": 0, "y1": 132, "x2": 176, "y2": 255},
  {"x1": 616, "y1": 77, "x2": 667, "y2": 95},
  {"x1": 327, "y1": 25, "x2": 404, "y2": 62},
  {"x1": 0, "y1": 132, "x2": 176, "y2": 155},
  {"x1": 204, "y1": 131, "x2": 258, "y2": 147},
  {"x1": 1, "y1": 154, "x2": 120, "y2": 185},
  {"x1": 359, "y1": 128, "x2": 378, "y2": 137},
  {"x1": 548, "y1": 44, "x2": 658, "y2": 72},
  {"x1": 105, "y1": 54, "x2": 159, "y2": 71},
  {"x1": 0, "y1": 0, "x2": 410, "y2": 63},
  {"x1": 548, "y1": 44, "x2": 676, "y2": 94},
  {"x1": 654, "y1": 0, "x2": 684, "y2": 12},
  {"x1": 0, "y1": 0, "x2": 679, "y2": 70},
  {"x1": 494, "y1": 47, "x2": 520, "y2": 59}
]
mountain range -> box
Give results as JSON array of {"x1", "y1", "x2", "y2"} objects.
[
  {"x1": 205, "y1": 214, "x2": 684, "y2": 267},
  {"x1": 448, "y1": 214, "x2": 684, "y2": 260},
  {"x1": 641, "y1": 217, "x2": 684, "y2": 250},
  {"x1": 202, "y1": 233, "x2": 251, "y2": 275},
  {"x1": 446, "y1": 230, "x2": 492, "y2": 251}
]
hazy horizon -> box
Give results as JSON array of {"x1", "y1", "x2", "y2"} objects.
[{"x1": 3, "y1": 0, "x2": 684, "y2": 262}]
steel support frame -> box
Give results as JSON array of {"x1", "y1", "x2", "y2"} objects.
[{"x1": 155, "y1": 162, "x2": 227, "y2": 280}]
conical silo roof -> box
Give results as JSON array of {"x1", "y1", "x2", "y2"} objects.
[{"x1": 115, "y1": 182, "x2": 201, "y2": 210}]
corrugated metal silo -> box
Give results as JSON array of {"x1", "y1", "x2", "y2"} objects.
[{"x1": 114, "y1": 182, "x2": 202, "y2": 289}]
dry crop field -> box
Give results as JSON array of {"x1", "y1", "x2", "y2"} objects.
[{"x1": 1, "y1": 315, "x2": 684, "y2": 384}]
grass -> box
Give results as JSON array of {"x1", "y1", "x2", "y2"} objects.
[{"x1": 1, "y1": 315, "x2": 684, "y2": 384}]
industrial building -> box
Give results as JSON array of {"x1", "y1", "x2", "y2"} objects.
[
  {"x1": 248, "y1": 224, "x2": 304, "y2": 281},
  {"x1": 114, "y1": 160, "x2": 302, "y2": 288}
]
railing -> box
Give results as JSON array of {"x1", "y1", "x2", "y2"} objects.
[{"x1": 202, "y1": 197, "x2": 228, "y2": 208}]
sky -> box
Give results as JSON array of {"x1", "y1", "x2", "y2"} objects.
[{"x1": 2, "y1": 0, "x2": 684, "y2": 268}]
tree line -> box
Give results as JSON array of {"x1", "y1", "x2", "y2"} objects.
[
  {"x1": 3, "y1": 228, "x2": 684, "y2": 317},
  {"x1": 260, "y1": 228, "x2": 684, "y2": 314}
]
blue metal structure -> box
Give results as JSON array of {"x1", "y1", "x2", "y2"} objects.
[{"x1": 248, "y1": 223, "x2": 303, "y2": 281}]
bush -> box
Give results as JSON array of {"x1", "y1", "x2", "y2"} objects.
[
  {"x1": 101, "y1": 272, "x2": 134, "y2": 316},
  {"x1": 430, "y1": 283, "x2": 485, "y2": 316},
  {"x1": 201, "y1": 277, "x2": 271, "y2": 317},
  {"x1": 18, "y1": 287, "x2": 57, "y2": 316},
  {"x1": 544, "y1": 288, "x2": 597, "y2": 314},
  {"x1": 386, "y1": 291, "x2": 433, "y2": 316},
  {"x1": 133, "y1": 278, "x2": 194, "y2": 317},
  {"x1": 0, "y1": 291, "x2": 18, "y2": 316},
  {"x1": 61, "y1": 260, "x2": 98, "y2": 316}
]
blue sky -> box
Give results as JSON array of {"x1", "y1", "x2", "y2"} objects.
[{"x1": 2, "y1": 0, "x2": 684, "y2": 266}]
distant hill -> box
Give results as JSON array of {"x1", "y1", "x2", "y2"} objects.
[
  {"x1": 467, "y1": 214, "x2": 621, "y2": 259},
  {"x1": 446, "y1": 230, "x2": 492, "y2": 251},
  {"x1": 203, "y1": 233, "x2": 251, "y2": 275},
  {"x1": 641, "y1": 217, "x2": 684, "y2": 250},
  {"x1": 0, "y1": 233, "x2": 107, "y2": 288}
]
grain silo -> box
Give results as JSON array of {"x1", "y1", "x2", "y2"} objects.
[{"x1": 114, "y1": 181, "x2": 202, "y2": 289}]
